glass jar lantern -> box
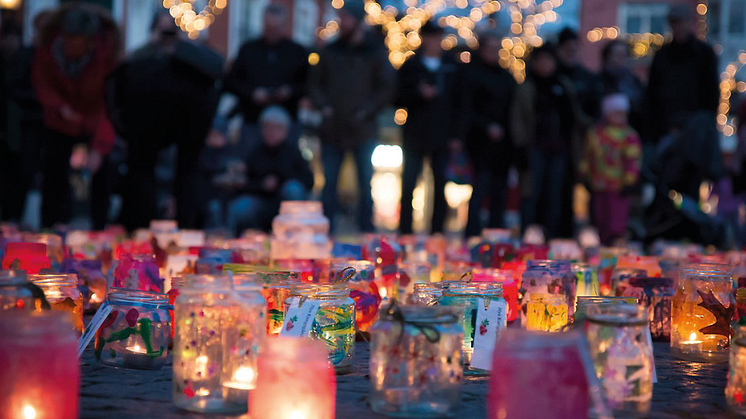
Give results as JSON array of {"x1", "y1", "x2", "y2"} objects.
[
  {"x1": 585, "y1": 305, "x2": 654, "y2": 417},
  {"x1": 727, "y1": 327, "x2": 746, "y2": 415},
  {"x1": 526, "y1": 293, "x2": 569, "y2": 332},
  {"x1": 28, "y1": 274, "x2": 84, "y2": 335},
  {"x1": 472, "y1": 268, "x2": 520, "y2": 323},
  {"x1": 0, "y1": 311, "x2": 79, "y2": 419},
  {"x1": 370, "y1": 305, "x2": 463, "y2": 417},
  {"x1": 94, "y1": 289, "x2": 170, "y2": 370},
  {"x1": 173, "y1": 274, "x2": 265, "y2": 413},
  {"x1": 439, "y1": 282, "x2": 506, "y2": 374},
  {"x1": 0, "y1": 270, "x2": 38, "y2": 311},
  {"x1": 622, "y1": 276, "x2": 675, "y2": 340},
  {"x1": 412, "y1": 282, "x2": 445, "y2": 306},
  {"x1": 331, "y1": 261, "x2": 380, "y2": 332},
  {"x1": 285, "y1": 284, "x2": 356, "y2": 373},
  {"x1": 255, "y1": 271, "x2": 301, "y2": 335},
  {"x1": 671, "y1": 263, "x2": 736, "y2": 363},
  {"x1": 521, "y1": 260, "x2": 572, "y2": 323}
]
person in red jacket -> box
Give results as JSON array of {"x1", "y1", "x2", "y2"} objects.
[{"x1": 32, "y1": 4, "x2": 120, "y2": 229}]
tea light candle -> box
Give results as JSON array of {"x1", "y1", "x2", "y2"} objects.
[
  {"x1": 250, "y1": 338, "x2": 335, "y2": 419},
  {"x1": 122, "y1": 344, "x2": 159, "y2": 370},
  {"x1": 222, "y1": 366, "x2": 256, "y2": 404}
]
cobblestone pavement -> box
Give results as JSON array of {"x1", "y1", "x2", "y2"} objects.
[{"x1": 80, "y1": 342, "x2": 738, "y2": 419}]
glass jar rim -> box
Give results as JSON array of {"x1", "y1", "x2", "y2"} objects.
[
  {"x1": 0, "y1": 310, "x2": 75, "y2": 337},
  {"x1": 182, "y1": 274, "x2": 232, "y2": 292},
  {"x1": 442, "y1": 282, "x2": 503, "y2": 297},
  {"x1": 108, "y1": 288, "x2": 169, "y2": 308},
  {"x1": 586, "y1": 304, "x2": 648, "y2": 326},
  {"x1": 680, "y1": 262, "x2": 734, "y2": 277},
  {"x1": 28, "y1": 273, "x2": 77, "y2": 287},
  {"x1": 290, "y1": 283, "x2": 349, "y2": 298},
  {"x1": 0, "y1": 269, "x2": 27, "y2": 284}
]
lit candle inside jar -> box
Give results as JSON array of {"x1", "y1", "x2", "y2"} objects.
[
  {"x1": 22, "y1": 404, "x2": 37, "y2": 419},
  {"x1": 680, "y1": 332, "x2": 704, "y2": 352},
  {"x1": 222, "y1": 366, "x2": 256, "y2": 405},
  {"x1": 122, "y1": 344, "x2": 158, "y2": 370}
]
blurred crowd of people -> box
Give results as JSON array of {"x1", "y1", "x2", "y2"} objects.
[{"x1": 0, "y1": 1, "x2": 743, "y2": 247}]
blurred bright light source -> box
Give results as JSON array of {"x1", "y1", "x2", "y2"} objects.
[
  {"x1": 371, "y1": 145, "x2": 403, "y2": 169},
  {"x1": 444, "y1": 182, "x2": 472, "y2": 208},
  {"x1": 0, "y1": 0, "x2": 20, "y2": 9}
]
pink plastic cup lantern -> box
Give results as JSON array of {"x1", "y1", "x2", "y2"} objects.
[
  {"x1": 2, "y1": 243, "x2": 51, "y2": 274},
  {"x1": 250, "y1": 337, "x2": 335, "y2": 419},
  {"x1": 472, "y1": 268, "x2": 520, "y2": 322},
  {"x1": 0, "y1": 311, "x2": 79, "y2": 419}
]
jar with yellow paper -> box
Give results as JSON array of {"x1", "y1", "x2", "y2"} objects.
[{"x1": 526, "y1": 293, "x2": 568, "y2": 332}]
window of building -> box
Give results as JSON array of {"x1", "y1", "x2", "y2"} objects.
[
  {"x1": 730, "y1": 0, "x2": 746, "y2": 34},
  {"x1": 618, "y1": 3, "x2": 670, "y2": 34}
]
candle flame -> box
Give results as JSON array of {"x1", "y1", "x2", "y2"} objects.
[
  {"x1": 288, "y1": 410, "x2": 307, "y2": 419},
  {"x1": 689, "y1": 332, "x2": 697, "y2": 342},
  {"x1": 234, "y1": 366, "x2": 255, "y2": 383},
  {"x1": 22, "y1": 405, "x2": 36, "y2": 419},
  {"x1": 133, "y1": 345, "x2": 141, "y2": 352}
]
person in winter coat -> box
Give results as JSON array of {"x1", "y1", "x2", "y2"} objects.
[
  {"x1": 580, "y1": 94, "x2": 642, "y2": 245},
  {"x1": 645, "y1": 4, "x2": 719, "y2": 144},
  {"x1": 308, "y1": 0, "x2": 395, "y2": 232},
  {"x1": 512, "y1": 44, "x2": 579, "y2": 239},
  {"x1": 226, "y1": 106, "x2": 314, "y2": 234},
  {"x1": 397, "y1": 21, "x2": 466, "y2": 234},
  {"x1": 109, "y1": 11, "x2": 222, "y2": 230},
  {"x1": 32, "y1": 4, "x2": 120, "y2": 228},
  {"x1": 463, "y1": 31, "x2": 517, "y2": 237},
  {"x1": 600, "y1": 40, "x2": 646, "y2": 135},
  {"x1": 224, "y1": 3, "x2": 308, "y2": 148}
]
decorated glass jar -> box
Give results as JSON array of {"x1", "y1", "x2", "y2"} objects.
[
  {"x1": 173, "y1": 274, "x2": 265, "y2": 413},
  {"x1": 671, "y1": 263, "x2": 736, "y2": 363},
  {"x1": 224, "y1": 276, "x2": 266, "y2": 408},
  {"x1": 111, "y1": 253, "x2": 164, "y2": 293},
  {"x1": 94, "y1": 289, "x2": 170, "y2": 370},
  {"x1": 616, "y1": 255, "x2": 661, "y2": 277},
  {"x1": 252, "y1": 271, "x2": 301, "y2": 335},
  {"x1": 0, "y1": 270, "x2": 39, "y2": 311},
  {"x1": 250, "y1": 338, "x2": 335, "y2": 419},
  {"x1": 284, "y1": 284, "x2": 356, "y2": 373},
  {"x1": 726, "y1": 327, "x2": 746, "y2": 414},
  {"x1": 270, "y1": 201, "x2": 332, "y2": 262},
  {"x1": 597, "y1": 246, "x2": 630, "y2": 295},
  {"x1": 439, "y1": 282, "x2": 506, "y2": 374},
  {"x1": 28, "y1": 274, "x2": 84, "y2": 335},
  {"x1": 471, "y1": 268, "x2": 519, "y2": 323},
  {"x1": 521, "y1": 260, "x2": 571, "y2": 324},
  {"x1": 412, "y1": 283, "x2": 445, "y2": 306},
  {"x1": 488, "y1": 330, "x2": 611, "y2": 419},
  {"x1": 611, "y1": 268, "x2": 647, "y2": 297},
  {"x1": 572, "y1": 263, "x2": 600, "y2": 299},
  {"x1": 362, "y1": 234, "x2": 402, "y2": 300},
  {"x1": 575, "y1": 296, "x2": 638, "y2": 322},
  {"x1": 586, "y1": 305, "x2": 654, "y2": 417},
  {"x1": 331, "y1": 261, "x2": 380, "y2": 332},
  {"x1": 623, "y1": 276, "x2": 675, "y2": 340},
  {"x1": 2, "y1": 242, "x2": 51, "y2": 274},
  {"x1": 526, "y1": 293, "x2": 569, "y2": 332},
  {"x1": 370, "y1": 305, "x2": 463, "y2": 417},
  {"x1": 0, "y1": 311, "x2": 79, "y2": 419}
]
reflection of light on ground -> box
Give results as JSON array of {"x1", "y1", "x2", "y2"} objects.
[{"x1": 371, "y1": 145, "x2": 403, "y2": 169}]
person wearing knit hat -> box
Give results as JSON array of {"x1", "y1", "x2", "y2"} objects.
[{"x1": 579, "y1": 93, "x2": 642, "y2": 245}]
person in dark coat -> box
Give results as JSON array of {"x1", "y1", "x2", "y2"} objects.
[
  {"x1": 308, "y1": 0, "x2": 395, "y2": 232},
  {"x1": 645, "y1": 4, "x2": 719, "y2": 145},
  {"x1": 512, "y1": 44, "x2": 578, "y2": 239},
  {"x1": 226, "y1": 106, "x2": 314, "y2": 234},
  {"x1": 397, "y1": 22, "x2": 465, "y2": 235},
  {"x1": 109, "y1": 11, "x2": 222, "y2": 230},
  {"x1": 464, "y1": 32, "x2": 517, "y2": 237},
  {"x1": 223, "y1": 3, "x2": 308, "y2": 147},
  {"x1": 600, "y1": 40, "x2": 646, "y2": 134},
  {"x1": 32, "y1": 4, "x2": 120, "y2": 229},
  {"x1": 556, "y1": 27, "x2": 602, "y2": 123}
]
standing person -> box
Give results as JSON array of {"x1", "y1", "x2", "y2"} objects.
[
  {"x1": 600, "y1": 40, "x2": 646, "y2": 134},
  {"x1": 464, "y1": 32, "x2": 516, "y2": 237},
  {"x1": 556, "y1": 27, "x2": 602, "y2": 122},
  {"x1": 646, "y1": 4, "x2": 718, "y2": 145},
  {"x1": 580, "y1": 94, "x2": 642, "y2": 245},
  {"x1": 32, "y1": 5, "x2": 120, "y2": 229},
  {"x1": 512, "y1": 44, "x2": 577, "y2": 239},
  {"x1": 109, "y1": 11, "x2": 223, "y2": 230},
  {"x1": 308, "y1": 0, "x2": 395, "y2": 232},
  {"x1": 224, "y1": 3, "x2": 308, "y2": 147},
  {"x1": 397, "y1": 21, "x2": 465, "y2": 235}
]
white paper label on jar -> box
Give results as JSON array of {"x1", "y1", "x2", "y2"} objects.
[
  {"x1": 77, "y1": 301, "x2": 114, "y2": 357},
  {"x1": 280, "y1": 297, "x2": 321, "y2": 337},
  {"x1": 471, "y1": 298, "x2": 507, "y2": 371}
]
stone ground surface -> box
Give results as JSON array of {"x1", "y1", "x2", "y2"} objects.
[{"x1": 80, "y1": 341, "x2": 739, "y2": 419}]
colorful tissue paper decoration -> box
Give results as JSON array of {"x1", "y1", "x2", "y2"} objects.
[{"x1": 112, "y1": 253, "x2": 164, "y2": 293}]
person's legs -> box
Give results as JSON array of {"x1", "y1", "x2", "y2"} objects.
[
  {"x1": 399, "y1": 147, "x2": 425, "y2": 235},
  {"x1": 523, "y1": 149, "x2": 548, "y2": 230},
  {"x1": 41, "y1": 130, "x2": 74, "y2": 227},
  {"x1": 90, "y1": 155, "x2": 110, "y2": 230},
  {"x1": 120, "y1": 140, "x2": 159, "y2": 231},
  {"x1": 353, "y1": 140, "x2": 376, "y2": 232},
  {"x1": 487, "y1": 169, "x2": 509, "y2": 229},
  {"x1": 174, "y1": 141, "x2": 205, "y2": 229},
  {"x1": 466, "y1": 168, "x2": 489, "y2": 237},
  {"x1": 321, "y1": 142, "x2": 345, "y2": 231},
  {"x1": 591, "y1": 191, "x2": 610, "y2": 245},
  {"x1": 430, "y1": 149, "x2": 449, "y2": 234},
  {"x1": 608, "y1": 191, "x2": 630, "y2": 243},
  {"x1": 544, "y1": 153, "x2": 569, "y2": 238}
]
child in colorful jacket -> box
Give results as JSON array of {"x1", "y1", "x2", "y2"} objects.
[{"x1": 580, "y1": 93, "x2": 642, "y2": 244}]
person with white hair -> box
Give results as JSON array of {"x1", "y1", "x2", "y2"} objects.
[
  {"x1": 226, "y1": 106, "x2": 314, "y2": 234},
  {"x1": 579, "y1": 93, "x2": 642, "y2": 244}
]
